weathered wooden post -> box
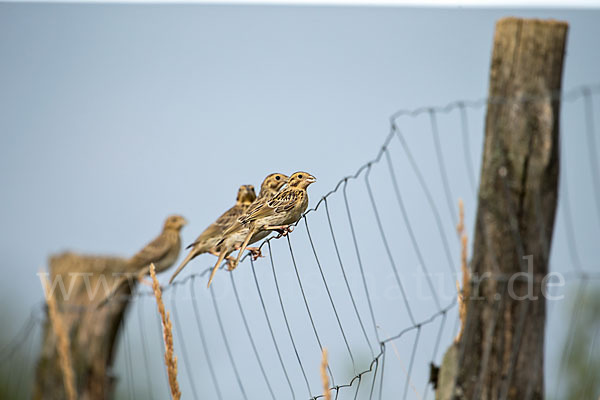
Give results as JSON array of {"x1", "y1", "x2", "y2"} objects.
[
  {"x1": 436, "y1": 17, "x2": 568, "y2": 400},
  {"x1": 33, "y1": 252, "x2": 138, "y2": 400}
]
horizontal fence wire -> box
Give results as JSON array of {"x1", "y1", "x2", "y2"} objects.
[{"x1": 2, "y1": 83, "x2": 599, "y2": 400}]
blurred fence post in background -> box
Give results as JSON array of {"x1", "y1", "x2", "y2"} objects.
[
  {"x1": 33, "y1": 253, "x2": 136, "y2": 400},
  {"x1": 436, "y1": 17, "x2": 568, "y2": 400}
]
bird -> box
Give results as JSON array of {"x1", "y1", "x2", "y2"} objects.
[
  {"x1": 99, "y1": 214, "x2": 187, "y2": 306},
  {"x1": 128, "y1": 214, "x2": 187, "y2": 274},
  {"x1": 212, "y1": 171, "x2": 316, "y2": 287},
  {"x1": 168, "y1": 185, "x2": 256, "y2": 284},
  {"x1": 206, "y1": 172, "x2": 289, "y2": 288}
]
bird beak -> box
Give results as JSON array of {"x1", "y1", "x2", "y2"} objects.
[
  {"x1": 182, "y1": 218, "x2": 188, "y2": 226},
  {"x1": 306, "y1": 175, "x2": 317, "y2": 184}
]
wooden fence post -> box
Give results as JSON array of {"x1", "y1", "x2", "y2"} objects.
[
  {"x1": 437, "y1": 17, "x2": 568, "y2": 400},
  {"x1": 33, "y1": 252, "x2": 137, "y2": 400}
]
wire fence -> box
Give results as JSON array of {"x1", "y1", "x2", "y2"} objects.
[{"x1": 1, "y1": 83, "x2": 600, "y2": 400}]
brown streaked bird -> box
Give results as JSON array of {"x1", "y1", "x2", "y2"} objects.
[
  {"x1": 230, "y1": 171, "x2": 316, "y2": 270},
  {"x1": 168, "y1": 185, "x2": 256, "y2": 284},
  {"x1": 99, "y1": 214, "x2": 187, "y2": 306},
  {"x1": 206, "y1": 173, "x2": 289, "y2": 288},
  {"x1": 128, "y1": 214, "x2": 187, "y2": 273}
]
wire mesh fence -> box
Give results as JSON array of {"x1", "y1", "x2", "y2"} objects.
[{"x1": 1, "y1": 83, "x2": 599, "y2": 400}]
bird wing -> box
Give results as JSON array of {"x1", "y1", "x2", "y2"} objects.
[
  {"x1": 130, "y1": 233, "x2": 173, "y2": 267},
  {"x1": 220, "y1": 220, "x2": 244, "y2": 240},
  {"x1": 186, "y1": 205, "x2": 244, "y2": 249},
  {"x1": 240, "y1": 189, "x2": 300, "y2": 223},
  {"x1": 186, "y1": 223, "x2": 221, "y2": 249},
  {"x1": 271, "y1": 189, "x2": 304, "y2": 213},
  {"x1": 237, "y1": 197, "x2": 268, "y2": 225},
  {"x1": 215, "y1": 204, "x2": 245, "y2": 228}
]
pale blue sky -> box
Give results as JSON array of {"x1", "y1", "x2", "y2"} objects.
[{"x1": 0, "y1": 4, "x2": 599, "y2": 399}]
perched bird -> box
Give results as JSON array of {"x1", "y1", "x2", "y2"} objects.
[
  {"x1": 168, "y1": 185, "x2": 256, "y2": 284},
  {"x1": 207, "y1": 171, "x2": 316, "y2": 288},
  {"x1": 206, "y1": 173, "x2": 289, "y2": 287},
  {"x1": 128, "y1": 214, "x2": 187, "y2": 273},
  {"x1": 231, "y1": 171, "x2": 316, "y2": 269},
  {"x1": 99, "y1": 214, "x2": 187, "y2": 306}
]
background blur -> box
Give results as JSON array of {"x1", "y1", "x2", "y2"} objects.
[{"x1": 1, "y1": 3, "x2": 599, "y2": 399}]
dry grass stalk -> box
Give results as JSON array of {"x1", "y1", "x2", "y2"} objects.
[
  {"x1": 455, "y1": 199, "x2": 470, "y2": 343},
  {"x1": 379, "y1": 326, "x2": 422, "y2": 399},
  {"x1": 42, "y1": 274, "x2": 77, "y2": 400},
  {"x1": 320, "y1": 348, "x2": 331, "y2": 400},
  {"x1": 150, "y1": 263, "x2": 181, "y2": 400}
]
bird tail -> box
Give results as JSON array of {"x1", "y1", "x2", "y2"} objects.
[
  {"x1": 169, "y1": 249, "x2": 197, "y2": 284},
  {"x1": 207, "y1": 250, "x2": 227, "y2": 288},
  {"x1": 232, "y1": 228, "x2": 254, "y2": 270}
]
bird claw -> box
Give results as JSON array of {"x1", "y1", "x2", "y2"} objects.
[
  {"x1": 247, "y1": 247, "x2": 263, "y2": 261},
  {"x1": 274, "y1": 225, "x2": 293, "y2": 238},
  {"x1": 226, "y1": 257, "x2": 237, "y2": 271}
]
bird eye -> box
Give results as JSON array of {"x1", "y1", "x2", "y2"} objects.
[
  {"x1": 298, "y1": 174, "x2": 303, "y2": 179},
  {"x1": 275, "y1": 176, "x2": 280, "y2": 180}
]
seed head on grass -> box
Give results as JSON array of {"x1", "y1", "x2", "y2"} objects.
[
  {"x1": 455, "y1": 199, "x2": 470, "y2": 344},
  {"x1": 320, "y1": 348, "x2": 331, "y2": 400},
  {"x1": 150, "y1": 263, "x2": 181, "y2": 400}
]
